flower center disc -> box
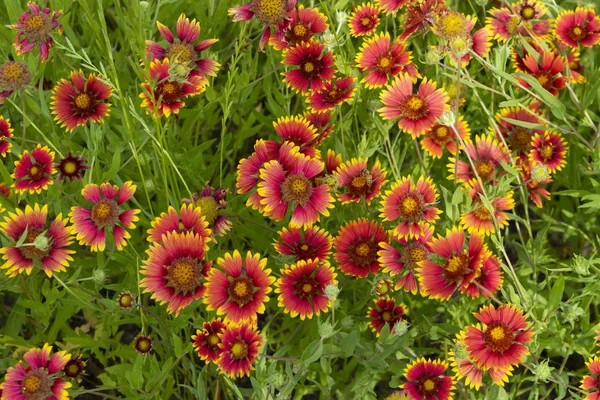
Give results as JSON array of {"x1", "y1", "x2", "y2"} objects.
[
  {"x1": 72, "y1": 92, "x2": 95, "y2": 116},
  {"x1": 324, "y1": 88, "x2": 342, "y2": 103},
  {"x1": 290, "y1": 23, "x2": 310, "y2": 43},
  {"x1": 376, "y1": 54, "x2": 394, "y2": 74},
  {"x1": 483, "y1": 321, "x2": 515, "y2": 353},
  {"x1": 360, "y1": 17, "x2": 374, "y2": 28},
  {"x1": 206, "y1": 333, "x2": 220, "y2": 348},
  {"x1": 398, "y1": 193, "x2": 425, "y2": 222},
  {"x1": 431, "y1": 124, "x2": 451, "y2": 145},
  {"x1": 228, "y1": 276, "x2": 255, "y2": 306},
  {"x1": 293, "y1": 242, "x2": 316, "y2": 261},
  {"x1": 438, "y1": 12, "x2": 466, "y2": 38},
  {"x1": 474, "y1": 159, "x2": 496, "y2": 182},
  {"x1": 167, "y1": 43, "x2": 194, "y2": 64},
  {"x1": 349, "y1": 239, "x2": 377, "y2": 266},
  {"x1": 349, "y1": 174, "x2": 370, "y2": 196},
  {"x1": 91, "y1": 200, "x2": 118, "y2": 228},
  {"x1": 473, "y1": 205, "x2": 493, "y2": 221},
  {"x1": 509, "y1": 128, "x2": 532, "y2": 153},
  {"x1": 21, "y1": 368, "x2": 53, "y2": 400},
  {"x1": 381, "y1": 310, "x2": 392, "y2": 322},
  {"x1": 405, "y1": 244, "x2": 428, "y2": 266},
  {"x1": 520, "y1": 5, "x2": 535, "y2": 21},
  {"x1": 300, "y1": 56, "x2": 322, "y2": 79},
  {"x1": 168, "y1": 257, "x2": 200, "y2": 293},
  {"x1": 416, "y1": 375, "x2": 439, "y2": 396},
  {"x1": 0, "y1": 62, "x2": 30, "y2": 91},
  {"x1": 231, "y1": 339, "x2": 249, "y2": 359},
  {"x1": 282, "y1": 174, "x2": 312, "y2": 205},
  {"x1": 27, "y1": 163, "x2": 45, "y2": 181},
  {"x1": 534, "y1": 72, "x2": 553, "y2": 91},
  {"x1": 253, "y1": 0, "x2": 287, "y2": 26},
  {"x1": 24, "y1": 13, "x2": 53, "y2": 40},
  {"x1": 295, "y1": 275, "x2": 318, "y2": 298},
  {"x1": 401, "y1": 95, "x2": 429, "y2": 121},
  {"x1": 194, "y1": 196, "x2": 220, "y2": 224},
  {"x1": 539, "y1": 144, "x2": 554, "y2": 160},
  {"x1": 157, "y1": 80, "x2": 182, "y2": 104},
  {"x1": 444, "y1": 252, "x2": 470, "y2": 281}
]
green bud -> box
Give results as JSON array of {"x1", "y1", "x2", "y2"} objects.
[
  {"x1": 531, "y1": 164, "x2": 550, "y2": 183},
  {"x1": 475, "y1": 0, "x2": 488, "y2": 6},
  {"x1": 572, "y1": 254, "x2": 591, "y2": 276},
  {"x1": 533, "y1": 359, "x2": 553, "y2": 382},
  {"x1": 33, "y1": 234, "x2": 50, "y2": 252},
  {"x1": 139, "y1": 1, "x2": 150, "y2": 9},
  {"x1": 341, "y1": 316, "x2": 354, "y2": 330},
  {"x1": 561, "y1": 303, "x2": 584, "y2": 324},
  {"x1": 438, "y1": 110, "x2": 456, "y2": 127},
  {"x1": 424, "y1": 48, "x2": 444, "y2": 65},
  {"x1": 92, "y1": 269, "x2": 106, "y2": 285},
  {"x1": 322, "y1": 32, "x2": 336, "y2": 47},
  {"x1": 269, "y1": 371, "x2": 286, "y2": 388},
  {"x1": 324, "y1": 284, "x2": 340, "y2": 300},
  {"x1": 393, "y1": 320, "x2": 409, "y2": 336},
  {"x1": 319, "y1": 321, "x2": 335, "y2": 339}
]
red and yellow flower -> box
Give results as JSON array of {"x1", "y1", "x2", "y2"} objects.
[
  {"x1": 51, "y1": 71, "x2": 112, "y2": 132},
  {"x1": 376, "y1": 0, "x2": 409, "y2": 15},
  {"x1": 216, "y1": 323, "x2": 264, "y2": 378},
  {"x1": 0, "y1": 204, "x2": 74, "y2": 278},
  {"x1": 183, "y1": 186, "x2": 232, "y2": 237},
  {"x1": 356, "y1": 32, "x2": 418, "y2": 89},
  {"x1": 379, "y1": 175, "x2": 441, "y2": 239},
  {"x1": 273, "y1": 225, "x2": 331, "y2": 262},
  {"x1": 306, "y1": 76, "x2": 356, "y2": 112},
  {"x1": 237, "y1": 139, "x2": 280, "y2": 197},
  {"x1": 275, "y1": 259, "x2": 337, "y2": 319},
  {"x1": 274, "y1": 115, "x2": 318, "y2": 158},
  {"x1": 529, "y1": 131, "x2": 568, "y2": 173},
  {"x1": 582, "y1": 356, "x2": 600, "y2": 400},
  {"x1": 516, "y1": 50, "x2": 567, "y2": 96},
  {"x1": 464, "y1": 304, "x2": 533, "y2": 371},
  {"x1": 12, "y1": 145, "x2": 55, "y2": 194},
  {"x1": 204, "y1": 250, "x2": 274, "y2": 324},
  {"x1": 367, "y1": 297, "x2": 407, "y2": 336},
  {"x1": 334, "y1": 218, "x2": 388, "y2": 278},
  {"x1": 379, "y1": 74, "x2": 449, "y2": 138},
  {"x1": 448, "y1": 134, "x2": 510, "y2": 186},
  {"x1": 487, "y1": 0, "x2": 550, "y2": 42},
  {"x1": 147, "y1": 204, "x2": 212, "y2": 244},
  {"x1": 520, "y1": 160, "x2": 551, "y2": 208},
  {"x1": 460, "y1": 182, "x2": 515, "y2": 236},
  {"x1": 192, "y1": 318, "x2": 226, "y2": 364},
  {"x1": 0, "y1": 116, "x2": 13, "y2": 157},
  {"x1": 54, "y1": 152, "x2": 89, "y2": 182},
  {"x1": 270, "y1": 5, "x2": 328, "y2": 50},
  {"x1": 281, "y1": 40, "x2": 336, "y2": 93},
  {"x1": 400, "y1": 0, "x2": 445, "y2": 40},
  {"x1": 348, "y1": 3, "x2": 381, "y2": 37},
  {"x1": 402, "y1": 358, "x2": 454, "y2": 400},
  {"x1": 2, "y1": 344, "x2": 71, "y2": 400},
  {"x1": 304, "y1": 110, "x2": 334, "y2": 144},
  {"x1": 420, "y1": 116, "x2": 470, "y2": 158},
  {"x1": 555, "y1": 7, "x2": 600, "y2": 48},
  {"x1": 9, "y1": 2, "x2": 63, "y2": 62},
  {"x1": 461, "y1": 253, "x2": 504, "y2": 299},
  {"x1": 334, "y1": 158, "x2": 387, "y2": 204},
  {"x1": 70, "y1": 181, "x2": 140, "y2": 252}
]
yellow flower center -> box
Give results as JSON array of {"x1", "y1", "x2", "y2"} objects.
[
  {"x1": 520, "y1": 6, "x2": 535, "y2": 20},
  {"x1": 194, "y1": 196, "x2": 219, "y2": 225},
  {"x1": 436, "y1": 126, "x2": 449, "y2": 139},
  {"x1": 162, "y1": 82, "x2": 177, "y2": 95},
  {"x1": 207, "y1": 333, "x2": 220, "y2": 346},
  {"x1": 474, "y1": 205, "x2": 493, "y2": 221},
  {"x1": 378, "y1": 57, "x2": 390, "y2": 68},
  {"x1": 303, "y1": 61, "x2": 315, "y2": 73},
  {"x1": 92, "y1": 202, "x2": 112, "y2": 221},
  {"x1": 450, "y1": 36, "x2": 469, "y2": 54},
  {"x1": 74, "y1": 92, "x2": 92, "y2": 110},
  {"x1": 167, "y1": 44, "x2": 193, "y2": 64},
  {"x1": 171, "y1": 262, "x2": 195, "y2": 286},
  {"x1": 475, "y1": 160, "x2": 495, "y2": 182},
  {"x1": 22, "y1": 375, "x2": 41, "y2": 392},
  {"x1": 137, "y1": 339, "x2": 151, "y2": 352},
  {"x1": 66, "y1": 363, "x2": 80, "y2": 375},
  {"x1": 27, "y1": 15, "x2": 45, "y2": 29},
  {"x1": 351, "y1": 175, "x2": 367, "y2": 188},
  {"x1": 119, "y1": 293, "x2": 133, "y2": 307},
  {"x1": 302, "y1": 283, "x2": 313, "y2": 293},
  {"x1": 254, "y1": 0, "x2": 286, "y2": 26},
  {"x1": 490, "y1": 326, "x2": 505, "y2": 340},
  {"x1": 536, "y1": 74, "x2": 548, "y2": 86},
  {"x1": 293, "y1": 24, "x2": 307, "y2": 37},
  {"x1": 438, "y1": 12, "x2": 466, "y2": 38},
  {"x1": 381, "y1": 311, "x2": 392, "y2": 322},
  {"x1": 355, "y1": 242, "x2": 371, "y2": 257},
  {"x1": 540, "y1": 144, "x2": 554, "y2": 160},
  {"x1": 233, "y1": 280, "x2": 249, "y2": 297},
  {"x1": 401, "y1": 196, "x2": 417, "y2": 213},
  {"x1": 407, "y1": 96, "x2": 424, "y2": 111},
  {"x1": 63, "y1": 161, "x2": 78, "y2": 174},
  {"x1": 231, "y1": 340, "x2": 248, "y2": 359},
  {"x1": 3, "y1": 63, "x2": 25, "y2": 79},
  {"x1": 506, "y1": 16, "x2": 521, "y2": 34},
  {"x1": 423, "y1": 379, "x2": 435, "y2": 391},
  {"x1": 360, "y1": 17, "x2": 371, "y2": 27},
  {"x1": 446, "y1": 255, "x2": 465, "y2": 273},
  {"x1": 300, "y1": 244, "x2": 309, "y2": 251},
  {"x1": 409, "y1": 247, "x2": 427, "y2": 263}
]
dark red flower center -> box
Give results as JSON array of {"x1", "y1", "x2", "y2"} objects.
[
  {"x1": 289, "y1": 23, "x2": 312, "y2": 43},
  {"x1": 253, "y1": 0, "x2": 287, "y2": 26},
  {"x1": 230, "y1": 339, "x2": 249, "y2": 360},
  {"x1": 534, "y1": 71, "x2": 554, "y2": 92},
  {"x1": 443, "y1": 252, "x2": 470, "y2": 282},
  {"x1": 397, "y1": 192, "x2": 425, "y2": 222},
  {"x1": 63, "y1": 357, "x2": 85, "y2": 379},
  {"x1": 118, "y1": 292, "x2": 134, "y2": 309},
  {"x1": 400, "y1": 95, "x2": 430, "y2": 121},
  {"x1": 23, "y1": 13, "x2": 53, "y2": 40},
  {"x1": 323, "y1": 87, "x2": 343, "y2": 104},
  {"x1": 299, "y1": 55, "x2": 323, "y2": 80},
  {"x1": 167, "y1": 43, "x2": 195, "y2": 64},
  {"x1": 293, "y1": 242, "x2": 317, "y2": 261},
  {"x1": 135, "y1": 336, "x2": 153, "y2": 353},
  {"x1": 228, "y1": 275, "x2": 256, "y2": 307},
  {"x1": 483, "y1": 321, "x2": 515, "y2": 353},
  {"x1": 360, "y1": 16, "x2": 376, "y2": 30},
  {"x1": 27, "y1": 163, "x2": 46, "y2": 181},
  {"x1": 348, "y1": 170, "x2": 372, "y2": 197},
  {"x1": 349, "y1": 239, "x2": 378, "y2": 266},
  {"x1": 508, "y1": 127, "x2": 532, "y2": 154},
  {"x1": 539, "y1": 144, "x2": 554, "y2": 161},
  {"x1": 400, "y1": 242, "x2": 429, "y2": 269},
  {"x1": 416, "y1": 374, "x2": 440, "y2": 396},
  {"x1": 281, "y1": 174, "x2": 313, "y2": 205},
  {"x1": 157, "y1": 80, "x2": 182, "y2": 104},
  {"x1": 474, "y1": 159, "x2": 496, "y2": 183},
  {"x1": 519, "y1": 5, "x2": 536, "y2": 21},
  {"x1": 567, "y1": 25, "x2": 588, "y2": 42},
  {"x1": 430, "y1": 124, "x2": 452, "y2": 145},
  {"x1": 167, "y1": 256, "x2": 202, "y2": 293},
  {"x1": 20, "y1": 368, "x2": 53, "y2": 400},
  {"x1": 381, "y1": 310, "x2": 393, "y2": 322},
  {"x1": 91, "y1": 199, "x2": 119, "y2": 228},
  {"x1": 20, "y1": 229, "x2": 51, "y2": 260},
  {"x1": 375, "y1": 54, "x2": 395, "y2": 74},
  {"x1": 72, "y1": 92, "x2": 97, "y2": 116},
  {"x1": 294, "y1": 274, "x2": 319, "y2": 298}
]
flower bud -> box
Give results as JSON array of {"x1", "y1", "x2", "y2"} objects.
[
  {"x1": 324, "y1": 284, "x2": 340, "y2": 300},
  {"x1": 393, "y1": 320, "x2": 409, "y2": 336},
  {"x1": 572, "y1": 254, "x2": 592, "y2": 275},
  {"x1": 424, "y1": 48, "x2": 444, "y2": 65},
  {"x1": 319, "y1": 321, "x2": 335, "y2": 339},
  {"x1": 92, "y1": 268, "x2": 106, "y2": 284},
  {"x1": 533, "y1": 359, "x2": 553, "y2": 382},
  {"x1": 531, "y1": 164, "x2": 550, "y2": 183},
  {"x1": 438, "y1": 110, "x2": 456, "y2": 126},
  {"x1": 33, "y1": 234, "x2": 51, "y2": 252}
]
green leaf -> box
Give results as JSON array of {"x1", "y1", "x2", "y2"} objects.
[
  {"x1": 499, "y1": 117, "x2": 546, "y2": 131},
  {"x1": 340, "y1": 330, "x2": 358, "y2": 357},
  {"x1": 547, "y1": 275, "x2": 565, "y2": 317},
  {"x1": 514, "y1": 73, "x2": 566, "y2": 119},
  {"x1": 300, "y1": 339, "x2": 323, "y2": 365}
]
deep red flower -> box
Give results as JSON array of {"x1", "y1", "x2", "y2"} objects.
[
  {"x1": 306, "y1": 76, "x2": 356, "y2": 112},
  {"x1": 12, "y1": 145, "x2": 55, "y2": 194},
  {"x1": 402, "y1": 358, "x2": 454, "y2": 400},
  {"x1": 348, "y1": 3, "x2": 381, "y2": 37},
  {"x1": 192, "y1": 319, "x2": 226, "y2": 364},
  {"x1": 282, "y1": 40, "x2": 336, "y2": 93},
  {"x1": 334, "y1": 218, "x2": 388, "y2": 278},
  {"x1": 367, "y1": 297, "x2": 407, "y2": 336},
  {"x1": 270, "y1": 5, "x2": 328, "y2": 50},
  {"x1": 529, "y1": 131, "x2": 567, "y2": 172},
  {"x1": 217, "y1": 323, "x2": 264, "y2": 378},
  {"x1": 273, "y1": 225, "x2": 332, "y2": 262},
  {"x1": 54, "y1": 152, "x2": 89, "y2": 182}
]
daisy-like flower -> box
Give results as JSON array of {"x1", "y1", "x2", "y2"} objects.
[
  {"x1": 0, "y1": 61, "x2": 31, "y2": 104},
  {"x1": 464, "y1": 304, "x2": 533, "y2": 371},
  {"x1": 402, "y1": 358, "x2": 454, "y2": 400},
  {"x1": 12, "y1": 145, "x2": 55, "y2": 194},
  {"x1": 276, "y1": 259, "x2": 337, "y2": 319},
  {"x1": 420, "y1": 116, "x2": 470, "y2": 158},
  {"x1": 70, "y1": 181, "x2": 140, "y2": 252},
  {"x1": 270, "y1": 5, "x2": 328, "y2": 50},
  {"x1": 281, "y1": 40, "x2": 336, "y2": 93},
  {"x1": 334, "y1": 158, "x2": 387, "y2": 204},
  {"x1": 348, "y1": 3, "x2": 381, "y2": 37},
  {"x1": 117, "y1": 291, "x2": 135, "y2": 309},
  {"x1": 229, "y1": 0, "x2": 297, "y2": 50},
  {"x1": 417, "y1": 228, "x2": 487, "y2": 300},
  {"x1": 378, "y1": 225, "x2": 433, "y2": 295},
  {"x1": 217, "y1": 323, "x2": 264, "y2": 378},
  {"x1": 204, "y1": 250, "x2": 274, "y2": 324},
  {"x1": 54, "y1": 152, "x2": 89, "y2": 182},
  {"x1": 460, "y1": 182, "x2": 515, "y2": 236},
  {"x1": 134, "y1": 335, "x2": 153, "y2": 354},
  {"x1": 448, "y1": 134, "x2": 511, "y2": 186},
  {"x1": 273, "y1": 225, "x2": 332, "y2": 262},
  {"x1": 237, "y1": 139, "x2": 280, "y2": 197},
  {"x1": 516, "y1": 50, "x2": 567, "y2": 96},
  {"x1": 375, "y1": 278, "x2": 395, "y2": 297},
  {"x1": 555, "y1": 7, "x2": 600, "y2": 48},
  {"x1": 10, "y1": 2, "x2": 62, "y2": 62},
  {"x1": 494, "y1": 107, "x2": 545, "y2": 160},
  {"x1": 51, "y1": 71, "x2": 112, "y2": 132},
  {"x1": 376, "y1": 0, "x2": 409, "y2": 15},
  {"x1": 304, "y1": 110, "x2": 334, "y2": 144},
  {"x1": 63, "y1": 355, "x2": 86, "y2": 382},
  {"x1": 192, "y1": 318, "x2": 226, "y2": 364},
  {"x1": 306, "y1": 76, "x2": 356, "y2": 112},
  {"x1": 443, "y1": 18, "x2": 492, "y2": 68},
  {"x1": 140, "y1": 58, "x2": 208, "y2": 118},
  {"x1": 582, "y1": 356, "x2": 600, "y2": 400},
  {"x1": 379, "y1": 74, "x2": 449, "y2": 138},
  {"x1": 0, "y1": 204, "x2": 74, "y2": 278},
  {"x1": 433, "y1": 11, "x2": 469, "y2": 41},
  {"x1": 2, "y1": 344, "x2": 71, "y2": 400},
  {"x1": 461, "y1": 253, "x2": 504, "y2": 299},
  {"x1": 257, "y1": 144, "x2": 333, "y2": 228},
  {"x1": 183, "y1": 186, "x2": 232, "y2": 237},
  {"x1": 334, "y1": 218, "x2": 388, "y2": 278},
  {"x1": 487, "y1": 0, "x2": 550, "y2": 42},
  {"x1": 400, "y1": 0, "x2": 445, "y2": 40},
  {"x1": 356, "y1": 32, "x2": 418, "y2": 89},
  {"x1": 529, "y1": 131, "x2": 568, "y2": 173},
  {"x1": 0, "y1": 116, "x2": 14, "y2": 156},
  {"x1": 147, "y1": 204, "x2": 211, "y2": 244},
  {"x1": 379, "y1": 175, "x2": 441, "y2": 239},
  {"x1": 146, "y1": 14, "x2": 219, "y2": 79},
  {"x1": 520, "y1": 160, "x2": 551, "y2": 208},
  {"x1": 367, "y1": 297, "x2": 407, "y2": 336},
  {"x1": 273, "y1": 115, "x2": 319, "y2": 158},
  {"x1": 141, "y1": 232, "x2": 211, "y2": 316}
]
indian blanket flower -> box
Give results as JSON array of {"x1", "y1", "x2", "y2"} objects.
[
  {"x1": 379, "y1": 175, "x2": 441, "y2": 239},
  {"x1": 417, "y1": 228, "x2": 487, "y2": 300},
  {"x1": 0, "y1": 61, "x2": 31, "y2": 104},
  {"x1": 9, "y1": 2, "x2": 63, "y2": 62},
  {"x1": 306, "y1": 76, "x2": 356, "y2": 112},
  {"x1": 63, "y1": 355, "x2": 86, "y2": 382},
  {"x1": 348, "y1": 3, "x2": 381, "y2": 37},
  {"x1": 183, "y1": 186, "x2": 232, "y2": 237},
  {"x1": 273, "y1": 115, "x2": 318, "y2": 158},
  {"x1": 494, "y1": 107, "x2": 544, "y2": 160},
  {"x1": 529, "y1": 131, "x2": 568, "y2": 173},
  {"x1": 487, "y1": 0, "x2": 550, "y2": 42},
  {"x1": 0, "y1": 204, "x2": 74, "y2": 278},
  {"x1": 70, "y1": 181, "x2": 140, "y2": 252},
  {"x1": 51, "y1": 70, "x2": 112, "y2": 132},
  {"x1": 582, "y1": 356, "x2": 600, "y2": 400},
  {"x1": 140, "y1": 58, "x2": 208, "y2": 118},
  {"x1": 146, "y1": 14, "x2": 219, "y2": 79},
  {"x1": 402, "y1": 358, "x2": 454, "y2": 400},
  {"x1": 147, "y1": 204, "x2": 212, "y2": 244},
  {"x1": 281, "y1": 40, "x2": 336, "y2": 93},
  {"x1": 334, "y1": 158, "x2": 387, "y2": 204},
  {"x1": 192, "y1": 318, "x2": 226, "y2": 364},
  {"x1": 367, "y1": 297, "x2": 407, "y2": 336},
  {"x1": 275, "y1": 259, "x2": 337, "y2": 319},
  {"x1": 237, "y1": 139, "x2": 280, "y2": 212},
  {"x1": 257, "y1": 144, "x2": 333, "y2": 228},
  {"x1": 204, "y1": 250, "x2": 274, "y2": 324},
  {"x1": 12, "y1": 145, "x2": 55, "y2": 194},
  {"x1": 378, "y1": 225, "x2": 433, "y2": 295},
  {"x1": 334, "y1": 218, "x2": 388, "y2": 278},
  {"x1": 376, "y1": 0, "x2": 409, "y2": 15},
  {"x1": 217, "y1": 323, "x2": 264, "y2": 378},
  {"x1": 54, "y1": 152, "x2": 89, "y2": 182},
  {"x1": 433, "y1": 11, "x2": 469, "y2": 41},
  {"x1": 461, "y1": 253, "x2": 504, "y2": 299},
  {"x1": 2, "y1": 344, "x2": 71, "y2": 400},
  {"x1": 460, "y1": 182, "x2": 515, "y2": 236},
  {"x1": 134, "y1": 335, "x2": 153, "y2": 354},
  {"x1": 141, "y1": 232, "x2": 211, "y2": 315},
  {"x1": 228, "y1": 0, "x2": 297, "y2": 50},
  {"x1": 270, "y1": 5, "x2": 328, "y2": 50},
  {"x1": 0, "y1": 116, "x2": 13, "y2": 157},
  {"x1": 555, "y1": 7, "x2": 600, "y2": 48},
  {"x1": 379, "y1": 74, "x2": 449, "y2": 138},
  {"x1": 273, "y1": 225, "x2": 332, "y2": 262},
  {"x1": 355, "y1": 32, "x2": 418, "y2": 89},
  {"x1": 443, "y1": 18, "x2": 492, "y2": 68},
  {"x1": 464, "y1": 304, "x2": 533, "y2": 371},
  {"x1": 520, "y1": 160, "x2": 551, "y2": 208},
  {"x1": 400, "y1": 0, "x2": 446, "y2": 40},
  {"x1": 420, "y1": 115, "x2": 470, "y2": 158},
  {"x1": 448, "y1": 134, "x2": 511, "y2": 186},
  {"x1": 516, "y1": 50, "x2": 567, "y2": 96}
]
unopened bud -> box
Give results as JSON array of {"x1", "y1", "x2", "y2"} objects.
[
  {"x1": 319, "y1": 321, "x2": 335, "y2": 339},
  {"x1": 572, "y1": 254, "x2": 592, "y2": 276},
  {"x1": 393, "y1": 320, "x2": 409, "y2": 336},
  {"x1": 531, "y1": 164, "x2": 550, "y2": 183},
  {"x1": 324, "y1": 284, "x2": 340, "y2": 300},
  {"x1": 92, "y1": 268, "x2": 106, "y2": 284},
  {"x1": 33, "y1": 234, "x2": 50, "y2": 251},
  {"x1": 438, "y1": 110, "x2": 456, "y2": 126},
  {"x1": 533, "y1": 359, "x2": 553, "y2": 382},
  {"x1": 424, "y1": 48, "x2": 444, "y2": 65}
]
